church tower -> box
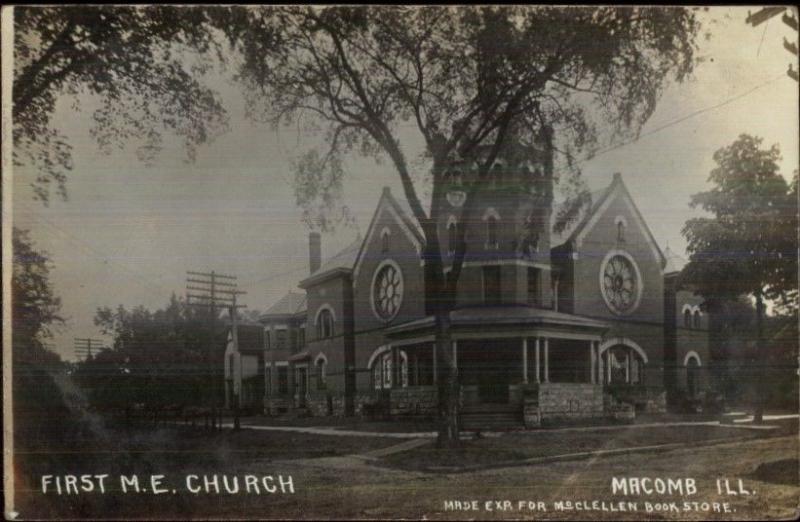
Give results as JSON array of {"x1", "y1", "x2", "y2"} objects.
[{"x1": 438, "y1": 126, "x2": 556, "y2": 309}]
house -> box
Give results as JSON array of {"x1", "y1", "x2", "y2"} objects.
[{"x1": 227, "y1": 162, "x2": 711, "y2": 423}]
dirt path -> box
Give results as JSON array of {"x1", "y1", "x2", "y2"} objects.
[{"x1": 259, "y1": 435, "x2": 798, "y2": 520}]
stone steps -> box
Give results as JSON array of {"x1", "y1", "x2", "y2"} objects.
[{"x1": 460, "y1": 404, "x2": 524, "y2": 431}]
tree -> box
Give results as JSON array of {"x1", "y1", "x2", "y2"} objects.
[
  {"x1": 85, "y1": 294, "x2": 224, "y2": 410},
  {"x1": 12, "y1": 5, "x2": 242, "y2": 202},
  {"x1": 682, "y1": 134, "x2": 798, "y2": 423},
  {"x1": 231, "y1": 6, "x2": 700, "y2": 444},
  {"x1": 232, "y1": 6, "x2": 700, "y2": 444},
  {"x1": 12, "y1": 227, "x2": 64, "y2": 365}
]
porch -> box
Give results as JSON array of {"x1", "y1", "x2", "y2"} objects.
[{"x1": 376, "y1": 306, "x2": 636, "y2": 423}]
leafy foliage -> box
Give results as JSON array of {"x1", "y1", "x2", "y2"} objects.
[
  {"x1": 682, "y1": 134, "x2": 798, "y2": 312},
  {"x1": 81, "y1": 295, "x2": 226, "y2": 409},
  {"x1": 233, "y1": 6, "x2": 699, "y2": 235},
  {"x1": 12, "y1": 227, "x2": 64, "y2": 364},
  {"x1": 13, "y1": 6, "x2": 235, "y2": 202}
]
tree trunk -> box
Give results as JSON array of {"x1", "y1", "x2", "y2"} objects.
[
  {"x1": 754, "y1": 293, "x2": 765, "y2": 424},
  {"x1": 435, "y1": 313, "x2": 460, "y2": 447}
]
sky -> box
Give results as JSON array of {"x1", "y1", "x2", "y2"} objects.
[{"x1": 9, "y1": 7, "x2": 799, "y2": 362}]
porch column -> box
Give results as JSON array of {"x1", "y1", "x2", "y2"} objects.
[
  {"x1": 597, "y1": 343, "x2": 604, "y2": 384},
  {"x1": 606, "y1": 349, "x2": 612, "y2": 383},
  {"x1": 543, "y1": 338, "x2": 550, "y2": 383},
  {"x1": 522, "y1": 338, "x2": 529, "y2": 384},
  {"x1": 452, "y1": 340, "x2": 458, "y2": 377},
  {"x1": 590, "y1": 341, "x2": 597, "y2": 384},
  {"x1": 625, "y1": 349, "x2": 631, "y2": 384},
  {"x1": 535, "y1": 337, "x2": 541, "y2": 384},
  {"x1": 432, "y1": 342, "x2": 438, "y2": 384}
]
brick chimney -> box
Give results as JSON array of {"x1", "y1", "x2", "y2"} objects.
[{"x1": 309, "y1": 232, "x2": 321, "y2": 275}]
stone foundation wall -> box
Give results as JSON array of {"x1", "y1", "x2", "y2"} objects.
[
  {"x1": 390, "y1": 386, "x2": 438, "y2": 416},
  {"x1": 306, "y1": 394, "x2": 332, "y2": 417},
  {"x1": 538, "y1": 383, "x2": 604, "y2": 421}
]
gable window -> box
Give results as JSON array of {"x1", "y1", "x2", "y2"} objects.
[
  {"x1": 693, "y1": 310, "x2": 701, "y2": 329},
  {"x1": 483, "y1": 266, "x2": 501, "y2": 305},
  {"x1": 265, "y1": 330, "x2": 271, "y2": 351},
  {"x1": 447, "y1": 222, "x2": 457, "y2": 256},
  {"x1": 683, "y1": 309, "x2": 692, "y2": 328},
  {"x1": 615, "y1": 216, "x2": 627, "y2": 243},
  {"x1": 381, "y1": 230, "x2": 390, "y2": 253},
  {"x1": 528, "y1": 267, "x2": 540, "y2": 306},
  {"x1": 317, "y1": 308, "x2": 334, "y2": 339},
  {"x1": 298, "y1": 328, "x2": 305, "y2": 349}
]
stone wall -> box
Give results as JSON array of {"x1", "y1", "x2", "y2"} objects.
[
  {"x1": 537, "y1": 383, "x2": 604, "y2": 421},
  {"x1": 306, "y1": 394, "x2": 332, "y2": 417},
  {"x1": 390, "y1": 386, "x2": 438, "y2": 417}
]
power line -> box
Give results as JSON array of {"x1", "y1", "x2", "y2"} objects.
[{"x1": 584, "y1": 73, "x2": 788, "y2": 164}]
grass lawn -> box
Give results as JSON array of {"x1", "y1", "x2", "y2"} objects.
[
  {"x1": 380, "y1": 419, "x2": 799, "y2": 472},
  {"x1": 12, "y1": 422, "x2": 399, "y2": 519},
  {"x1": 242, "y1": 415, "x2": 439, "y2": 433}
]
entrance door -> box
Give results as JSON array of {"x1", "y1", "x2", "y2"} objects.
[
  {"x1": 296, "y1": 367, "x2": 307, "y2": 407},
  {"x1": 478, "y1": 368, "x2": 509, "y2": 403}
]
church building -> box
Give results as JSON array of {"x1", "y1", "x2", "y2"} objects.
[{"x1": 224, "y1": 159, "x2": 710, "y2": 425}]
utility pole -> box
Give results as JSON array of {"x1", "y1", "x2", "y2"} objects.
[
  {"x1": 186, "y1": 271, "x2": 246, "y2": 430},
  {"x1": 74, "y1": 338, "x2": 105, "y2": 362}
]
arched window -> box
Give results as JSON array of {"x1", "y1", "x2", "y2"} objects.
[
  {"x1": 381, "y1": 230, "x2": 390, "y2": 253},
  {"x1": 448, "y1": 169, "x2": 463, "y2": 188},
  {"x1": 693, "y1": 310, "x2": 701, "y2": 329},
  {"x1": 371, "y1": 350, "x2": 408, "y2": 390},
  {"x1": 685, "y1": 353, "x2": 701, "y2": 397},
  {"x1": 487, "y1": 216, "x2": 498, "y2": 249},
  {"x1": 683, "y1": 309, "x2": 692, "y2": 328},
  {"x1": 491, "y1": 162, "x2": 504, "y2": 189},
  {"x1": 614, "y1": 216, "x2": 627, "y2": 243},
  {"x1": 447, "y1": 222, "x2": 457, "y2": 255},
  {"x1": 317, "y1": 308, "x2": 334, "y2": 339},
  {"x1": 315, "y1": 355, "x2": 327, "y2": 390},
  {"x1": 604, "y1": 344, "x2": 646, "y2": 385}
]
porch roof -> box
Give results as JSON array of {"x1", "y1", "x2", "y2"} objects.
[
  {"x1": 287, "y1": 350, "x2": 311, "y2": 362},
  {"x1": 384, "y1": 306, "x2": 610, "y2": 337}
]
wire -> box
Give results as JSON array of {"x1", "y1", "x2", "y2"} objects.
[{"x1": 585, "y1": 73, "x2": 788, "y2": 163}]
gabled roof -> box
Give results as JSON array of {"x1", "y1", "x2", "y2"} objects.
[
  {"x1": 663, "y1": 245, "x2": 688, "y2": 275},
  {"x1": 298, "y1": 237, "x2": 362, "y2": 288},
  {"x1": 261, "y1": 291, "x2": 307, "y2": 318},
  {"x1": 551, "y1": 173, "x2": 666, "y2": 267},
  {"x1": 551, "y1": 185, "x2": 614, "y2": 248},
  {"x1": 352, "y1": 187, "x2": 425, "y2": 280}
]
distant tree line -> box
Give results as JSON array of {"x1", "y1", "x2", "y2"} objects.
[{"x1": 74, "y1": 295, "x2": 230, "y2": 412}]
